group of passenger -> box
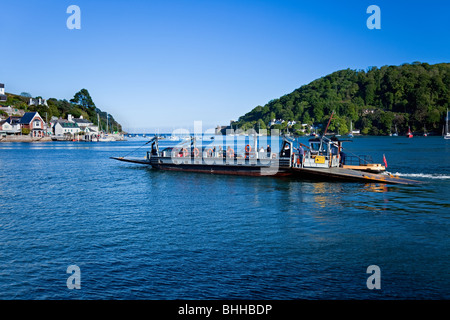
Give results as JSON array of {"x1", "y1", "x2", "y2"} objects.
[{"x1": 184, "y1": 144, "x2": 274, "y2": 158}]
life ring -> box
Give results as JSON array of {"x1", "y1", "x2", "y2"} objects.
[
  {"x1": 207, "y1": 148, "x2": 213, "y2": 157},
  {"x1": 245, "y1": 145, "x2": 251, "y2": 152},
  {"x1": 227, "y1": 148, "x2": 234, "y2": 158},
  {"x1": 193, "y1": 147, "x2": 199, "y2": 157},
  {"x1": 181, "y1": 148, "x2": 188, "y2": 157}
]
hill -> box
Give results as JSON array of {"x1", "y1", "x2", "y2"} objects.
[
  {"x1": 236, "y1": 62, "x2": 450, "y2": 135},
  {"x1": 2, "y1": 88, "x2": 122, "y2": 133}
]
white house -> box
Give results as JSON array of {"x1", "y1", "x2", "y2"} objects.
[
  {"x1": 28, "y1": 97, "x2": 48, "y2": 107},
  {"x1": 72, "y1": 116, "x2": 94, "y2": 131},
  {"x1": 269, "y1": 119, "x2": 285, "y2": 126},
  {"x1": 53, "y1": 121, "x2": 80, "y2": 136},
  {"x1": 0, "y1": 83, "x2": 7, "y2": 102},
  {"x1": 67, "y1": 114, "x2": 99, "y2": 138},
  {"x1": 4, "y1": 116, "x2": 22, "y2": 134},
  {"x1": 0, "y1": 120, "x2": 13, "y2": 136}
]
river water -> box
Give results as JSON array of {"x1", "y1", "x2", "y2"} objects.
[{"x1": 0, "y1": 136, "x2": 449, "y2": 299}]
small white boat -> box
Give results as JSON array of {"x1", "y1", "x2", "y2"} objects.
[
  {"x1": 348, "y1": 121, "x2": 354, "y2": 137},
  {"x1": 392, "y1": 125, "x2": 398, "y2": 136},
  {"x1": 444, "y1": 109, "x2": 450, "y2": 140},
  {"x1": 168, "y1": 135, "x2": 180, "y2": 141},
  {"x1": 98, "y1": 134, "x2": 114, "y2": 142}
]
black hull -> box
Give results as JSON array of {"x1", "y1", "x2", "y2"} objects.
[
  {"x1": 152, "y1": 162, "x2": 292, "y2": 177},
  {"x1": 110, "y1": 157, "x2": 420, "y2": 184}
]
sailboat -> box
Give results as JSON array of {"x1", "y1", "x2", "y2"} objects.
[
  {"x1": 406, "y1": 126, "x2": 413, "y2": 138},
  {"x1": 392, "y1": 124, "x2": 398, "y2": 137},
  {"x1": 348, "y1": 121, "x2": 354, "y2": 138},
  {"x1": 423, "y1": 125, "x2": 428, "y2": 137},
  {"x1": 444, "y1": 109, "x2": 450, "y2": 140}
]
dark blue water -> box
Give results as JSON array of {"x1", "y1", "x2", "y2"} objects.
[{"x1": 0, "y1": 136, "x2": 449, "y2": 299}]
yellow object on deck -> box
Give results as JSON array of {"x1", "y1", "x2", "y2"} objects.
[{"x1": 315, "y1": 156, "x2": 325, "y2": 164}]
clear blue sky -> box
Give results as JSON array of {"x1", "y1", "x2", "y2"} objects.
[{"x1": 1, "y1": 0, "x2": 449, "y2": 132}]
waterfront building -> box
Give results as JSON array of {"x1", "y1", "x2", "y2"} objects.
[
  {"x1": 3, "y1": 116, "x2": 23, "y2": 135},
  {"x1": 53, "y1": 121, "x2": 80, "y2": 136},
  {"x1": 67, "y1": 114, "x2": 99, "y2": 139},
  {"x1": 0, "y1": 120, "x2": 13, "y2": 136},
  {"x1": 72, "y1": 116, "x2": 94, "y2": 131},
  {"x1": 19, "y1": 112, "x2": 46, "y2": 137}
]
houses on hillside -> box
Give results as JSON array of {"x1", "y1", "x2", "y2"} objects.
[
  {"x1": 0, "y1": 111, "x2": 101, "y2": 140},
  {"x1": 0, "y1": 104, "x2": 102, "y2": 140},
  {"x1": 28, "y1": 97, "x2": 48, "y2": 107}
]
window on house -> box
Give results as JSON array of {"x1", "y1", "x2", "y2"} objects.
[{"x1": 34, "y1": 120, "x2": 41, "y2": 128}]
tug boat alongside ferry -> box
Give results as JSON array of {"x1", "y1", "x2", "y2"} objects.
[{"x1": 111, "y1": 134, "x2": 420, "y2": 185}]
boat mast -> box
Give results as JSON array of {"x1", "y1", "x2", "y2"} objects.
[
  {"x1": 445, "y1": 108, "x2": 448, "y2": 134},
  {"x1": 320, "y1": 111, "x2": 334, "y2": 151}
]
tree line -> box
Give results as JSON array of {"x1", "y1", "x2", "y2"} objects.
[{"x1": 236, "y1": 62, "x2": 450, "y2": 135}]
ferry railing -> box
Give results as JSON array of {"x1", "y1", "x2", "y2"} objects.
[
  {"x1": 165, "y1": 147, "x2": 280, "y2": 166},
  {"x1": 343, "y1": 155, "x2": 373, "y2": 166}
]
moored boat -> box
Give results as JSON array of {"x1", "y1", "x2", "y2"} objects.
[
  {"x1": 444, "y1": 109, "x2": 450, "y2": 140},
  {"x1": 407, "y1": 126, "x2": 413, "y2": 138},
  {"x1": 392, "y1": 125, "x2": 398, "y2": 136}
]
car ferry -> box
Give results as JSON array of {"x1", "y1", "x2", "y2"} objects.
[{"x1": 111, "y1": 134, "x2": 420, "y2": 185}]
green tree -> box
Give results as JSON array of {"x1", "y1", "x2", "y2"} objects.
[
  {"x1": 235, "y1": 62, "x2": 450, "y2": 135},
  {"x1": 70, "y1": 89, "x2": 96, "y2": 110}
]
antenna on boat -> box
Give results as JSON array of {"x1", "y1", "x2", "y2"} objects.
[
  {"x1": 318, "y1": 111, "x2": 334, "y2": 152},
  {"x1": 323, "y1": 111, "x2": 334, "y2": 136},
  {"x1": 119, "y1": 136, "x2": 156, "y2": 159}
]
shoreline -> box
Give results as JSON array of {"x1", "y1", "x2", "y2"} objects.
[
  {"x1": 0, "y1": 134, "x2": 126, "y2": 142},
  {"x1": 0, "y1": 136, "x2": 52, "y2": 142}
]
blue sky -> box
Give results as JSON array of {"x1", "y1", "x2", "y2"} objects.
[{"x1": 1, "y1": 0, "x2": 449, "y2": 132}]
